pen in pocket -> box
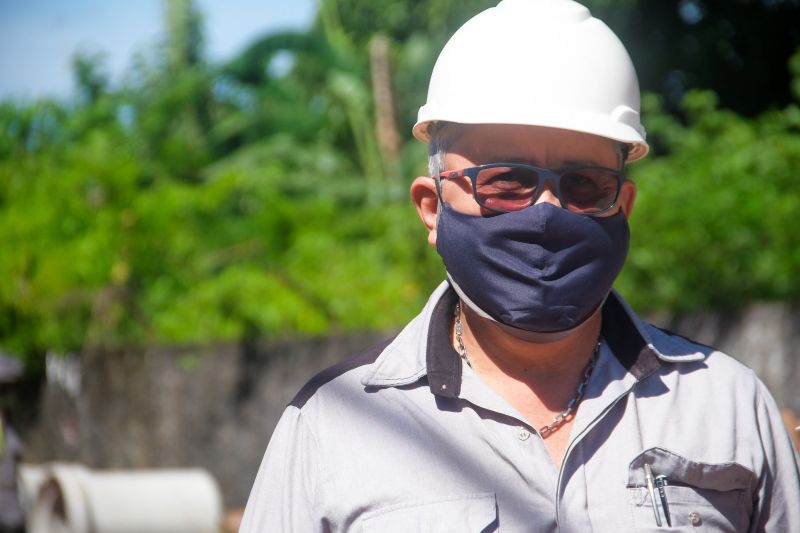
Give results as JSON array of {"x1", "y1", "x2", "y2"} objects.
[
  {"x1": 654, "y1": 475, "x2": 672, "y2": 527},
  {"x1": 644, "y1": 463, "x2": 662, "y2": 527}
]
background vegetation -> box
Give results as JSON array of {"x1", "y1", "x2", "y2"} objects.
[{"x1": 2, "y1": 0, "x2": 799, "y2": 368}]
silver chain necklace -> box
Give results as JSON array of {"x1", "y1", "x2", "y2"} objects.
[{"x1": 454, "y1": 301, "x2": 599, "y2": 439}]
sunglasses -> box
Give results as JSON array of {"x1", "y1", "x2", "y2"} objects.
[{"x1": 436, "y1": 162, "x2": 626, "y2": 216}]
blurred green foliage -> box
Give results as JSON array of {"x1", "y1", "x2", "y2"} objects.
[
  {"x1": 619, "y1": 87, "x2": 800, "y2": 311},
  {"x1": 1, "y1": 0, "x2": 799, "y2": 366}
]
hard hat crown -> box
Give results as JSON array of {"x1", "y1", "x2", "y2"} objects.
[{"x1": 414, "y1": 0, "x2": 649, "y2": 161}]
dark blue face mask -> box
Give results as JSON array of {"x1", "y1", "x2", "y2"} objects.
[{"x1": 436, "y1": 202, "x2": 629, "y2": 333}]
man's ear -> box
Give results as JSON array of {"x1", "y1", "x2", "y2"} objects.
[
  {"x1": 619, "y1": 179, "x2": 637, "y2": 218},
  {"x1": 410, "y1": 176, "x2": 440, "y2": 246}
]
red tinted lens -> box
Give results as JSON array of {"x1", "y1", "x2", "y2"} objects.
[
  {"x1": 559, "y1": 168, "x2": 619, "y2": 213},
  {"x1": 475, "y1": 166, "x2": 540, "y2": 212}
]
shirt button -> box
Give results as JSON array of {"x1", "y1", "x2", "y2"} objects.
[
  {"x1": 517, "y1": 428, "x2": 531, "y2": 441},
  {"x1": 688, "y1": 511, "x2": 702, "y2": 526}
]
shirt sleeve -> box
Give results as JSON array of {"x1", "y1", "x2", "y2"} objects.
[
  {"x1": 749, "y1": 379, "x2": 800, "y2": 533},
  {"x1": 240, "y1": 406, "x2": 321, "y2": 532}
]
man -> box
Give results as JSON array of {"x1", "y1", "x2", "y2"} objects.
[{"x1": 241, "y1": 0, "x2": 800, "y2": 531}]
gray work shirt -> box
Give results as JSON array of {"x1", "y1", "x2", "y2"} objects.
[{"x1": 241, "y1": 282, "x2": 800, "y2": 532}]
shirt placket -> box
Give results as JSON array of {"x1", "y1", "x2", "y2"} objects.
[
  {"x1": 454, "y1": 342, "x2": 645, "y2": 532},
  {"x1": 554, "y1": 343, "x2": 641, "y2": 533},
  {"x1": 458, "y1": 365, "x2": 565, "y2": 532}
]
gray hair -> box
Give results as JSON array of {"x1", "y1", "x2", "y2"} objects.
[{"x1": 427, "y1": 122, "x2": 450, "y2": 179}]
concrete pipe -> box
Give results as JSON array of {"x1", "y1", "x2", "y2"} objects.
[
  {"x1": 17, "y1": 464, "x2": 48, "y2": 522},
  {"x1": 25, "y1": 463, "x2": 223, "y2": 533}
]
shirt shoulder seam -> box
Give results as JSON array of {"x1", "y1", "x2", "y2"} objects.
[{"x1": 288, "y1": 337, "x2": 395, "y2": 409}]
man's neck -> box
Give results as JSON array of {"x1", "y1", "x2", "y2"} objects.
[{"x1": 456, "y1": 302, "x2": 602, "y2": 402}]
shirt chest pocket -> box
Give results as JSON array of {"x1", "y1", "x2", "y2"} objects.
[
  {"x1": 360, "y1": 493, "x2": 497, "y2": 533},
  {"x1": 627, "y1": 448, "x2": 755, "y2": 532}
]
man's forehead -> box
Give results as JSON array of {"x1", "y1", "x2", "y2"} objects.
[{"x1": 441, "y1": 123, "x2": 620, "y2": 165}]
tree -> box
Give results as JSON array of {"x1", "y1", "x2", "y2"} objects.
[{"x1": 2, "y1": 0, "x2": 799, "y2": 369}]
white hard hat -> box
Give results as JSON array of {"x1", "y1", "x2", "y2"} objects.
[{"x1": 413, "y1": 0, "x2": 649, "y2": 161}]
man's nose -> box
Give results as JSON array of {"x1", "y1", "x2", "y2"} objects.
[{"x1": 534, "y1": 180, "x2": 561, "y2": 207}]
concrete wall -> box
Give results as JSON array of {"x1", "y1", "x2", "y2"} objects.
[
  {"x1": 19, "y1": 301, "x2": 800, "y2": 508},
  {"x1": 22, "y1": 333, "x2": 390, "y2": 508}
]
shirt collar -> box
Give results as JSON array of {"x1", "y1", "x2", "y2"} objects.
[{"x1": 361, "y1": 282, "x2": 707, "y2": 395}]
